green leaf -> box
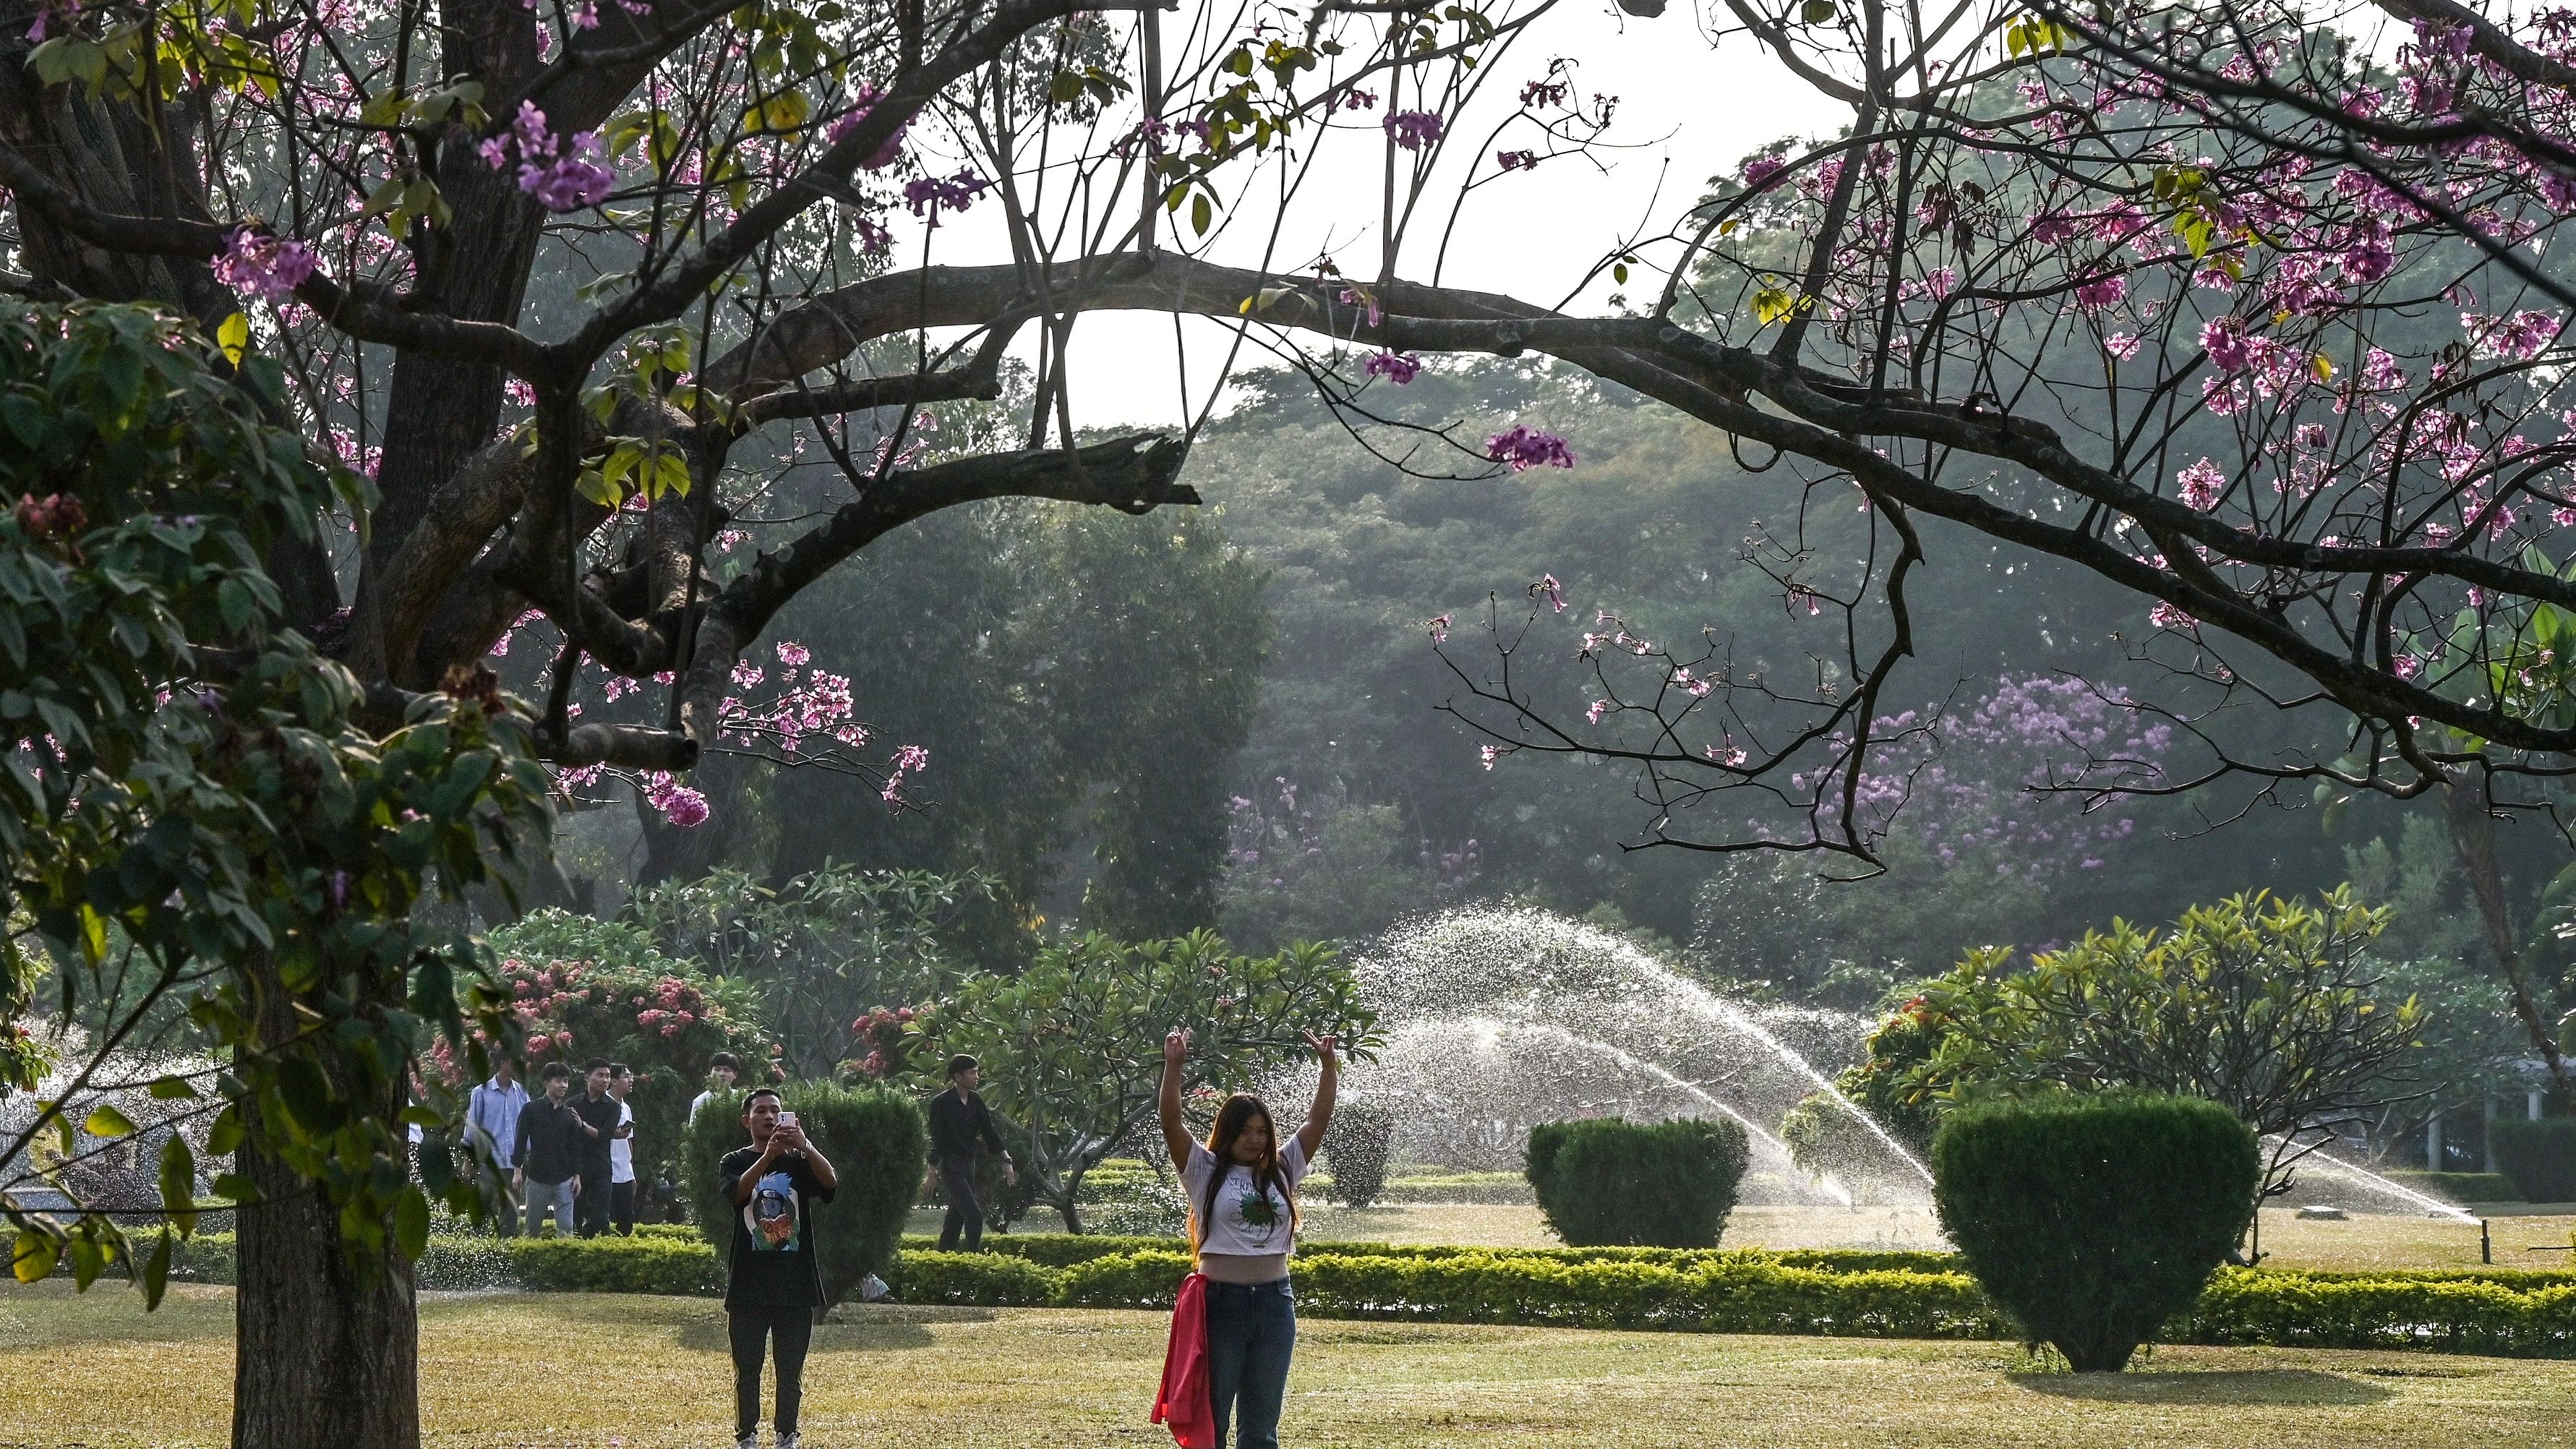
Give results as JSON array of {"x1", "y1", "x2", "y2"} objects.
[
  {"x1": 12, "y1": 1228, "x2": 56, "y2": 1284},
  {"x1": 82, "y1": 1103, "x2": 137, "y2": 1138},
  {"x1": 1191, "y1": 192, "x2": 1213, "y2": 236},
  {"x1": 206, "y1": 1103, "x2": 244, "y2": 1157},
  {"x1": 393, "y1": 1186, "x2": 431, "y2": 1261},
  {"x1": 141, "y1": 1228, "x2": 172, "y2": 1309},
  {"x1": 146, "y1": 1075, "x2": 200, "y2": 1100},
  {"x1": 159, "y1": 1133, "x2": 198, "y2": 1235},
  {"x1": 1802, "y1": 0, "x2": 1836, "y2": 21},
  {"x1": 216, "y1": 313, "x2": 249, "y2": 367}
]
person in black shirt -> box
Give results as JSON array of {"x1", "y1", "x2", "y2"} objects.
[
  {"x1": 923, "y1": 1053, "x2": 1014, "y2": 1251},
  {"x1": 512, "y1": 1062, "x2": 583, "y2": 1236},
  {"x1": 720, "y1": 1089, "x2": 839, "y2": 1449},
  {"x1": 568, "y1": 1058, "x2": 620, "y2": 1238}
]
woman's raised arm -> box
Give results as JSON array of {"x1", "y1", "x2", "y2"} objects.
[
  {"x1": 1294, "y1": 1032, "x2": 1338, "y2": 1163},
  {"x1": 1157, "y1": 1029, "x2": 1195, "y2": 1174}
]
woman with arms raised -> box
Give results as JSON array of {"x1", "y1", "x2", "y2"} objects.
[{"x1": 1157, "y1": 1027, "x2": 1338, "y2": 1449}]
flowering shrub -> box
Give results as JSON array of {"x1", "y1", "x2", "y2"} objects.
[{"x1": 466, "y1": 912, "x2": 773, "y2": 1179}]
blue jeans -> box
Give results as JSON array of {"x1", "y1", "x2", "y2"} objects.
[
  {"x1": 1204, "y1": 1278, "x2": 1296, "y2": 1449},
  {"x1": 524, "y1": 1176, "x2": 575, "y2": 1237}
]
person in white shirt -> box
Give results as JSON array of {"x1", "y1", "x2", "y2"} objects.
[
  {"x1": 607, "y1": 1063, "x2": 639, "y2": 1235},
  {"x1": 1158, "y1": 1027, "x2": 1337, "y2": 1449},
  {"x1": 465, "y1": 1060, "x2": 530, "y2": 1237},
  {"x1": 690, "y1": 1051, "x2": 743, "y2": 1124}
]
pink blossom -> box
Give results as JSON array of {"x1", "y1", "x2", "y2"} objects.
[
  {"x1": 776, "y1": 640, "x2": 810, "y2": 667},
  {"x1": 1742, "y1": 155, "x2": 1786, "y2": 188},
  {"x1": 2342, "y1": 222, "x2": 2395, "y2": 283},
  {"x1": 1486, "y1": 424, "x2": 1576, "y2": 471},
  {"x1": 643, "y1": 772, "x2": 710, "y2": 827},
  {"x1": 2176, "y1": 458, "x2": 2227, "y2": 511},
  {"x1": 1364, "y1": 349, "x2": 1423, "y2": 385},
  {"x1": 2102, "y1": 332, "x2": 2142, "y2": 360},
  {"x1": 1534, "y1": 573, "x2": 1567, "y2": 612},
  {"x1": 213, "y1": 226, "x2": 318, "y2": 303},
  {"x1": 2199, "y1": 316, "x2": 2252, "y2": 372},
  {"x1": 2029, "y1": 212, "x2": 2078, "y2": 246},
  {"x1": 1426, "y1": 613, "x2": 1452, "y2": 644},
  {"x1": 1497, "y1": 150, "x2": 1539, "y2": 171},
  {"x1": 903, "y1": 170, "x2": 988, "y2": 226},
  {"x1": 826, "y1": 83, "x2": 910, "y2": 171},
  {"x1": 2072, "y1": 274, "x2": 2126, "y2": 312}
]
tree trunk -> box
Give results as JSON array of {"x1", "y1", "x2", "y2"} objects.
[
  {"x1": 232, "y1": 1110, "x2": 422, "y2": 1449},
  {"x1": 2443, "y1": 774, "x2": 2567, "y2": 1085}
]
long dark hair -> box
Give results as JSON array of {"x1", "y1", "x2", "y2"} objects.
[{"x1": 1194, "y1": 1093, "x2": 1299, "y2": 1252}]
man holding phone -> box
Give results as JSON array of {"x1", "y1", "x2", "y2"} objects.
[{"x1": 720, "y1": 1090, "x2": 839, "y2": 1449}]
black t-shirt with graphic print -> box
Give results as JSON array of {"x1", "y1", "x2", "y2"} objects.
[{"x1": 719, "y1": 1144, "x2": 834, "y2": 1309}]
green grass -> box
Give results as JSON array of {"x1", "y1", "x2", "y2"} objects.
[{"x1": 7, "y1": 1282, "x2": 2576, "y2": 1448}]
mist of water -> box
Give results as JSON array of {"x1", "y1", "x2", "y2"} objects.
[{"x1": 1332, "y1": 905, "x2": 1934, "y2": 1205}]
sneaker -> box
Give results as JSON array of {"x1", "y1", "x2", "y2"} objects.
[
  {"x1": 735, "y1": 1435, "x2": 758, "y2": 1449},
  {"x1": 777, "y1": 1435, "x2": 801, "y2": 1449}
]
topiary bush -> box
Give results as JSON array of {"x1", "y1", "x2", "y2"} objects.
[
  {"x1": 683, "y1": 1082, "x2": 928, "y2": 1309},
  {"x1": 1524, "y1": 1116, "x2": 1749, "y2": 1248},
  {"x1": 2492, "y1": 1119, "x2": 2576, "y2": 1203},
  {"x1": 1932, "y1": 1092, "x2": 2258, "y2": 1372},
  {"x1": 1322, "y1": 1100, "x2": 1394, "y2": 1208}
]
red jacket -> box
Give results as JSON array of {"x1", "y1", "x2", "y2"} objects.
[{"x1": 1152, "y1": 1271, "x2": 1215, "y2": 1448}]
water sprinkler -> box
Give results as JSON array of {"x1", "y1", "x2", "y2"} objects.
[{"x1": 2483, "y1": 1218, "x2": 2492, "y2": 1266}]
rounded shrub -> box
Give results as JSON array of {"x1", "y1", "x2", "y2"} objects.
[
  {"x1": 1524, "y1": 1116, "x2": 1749, "y2": 1248},
  {"x1": 1322, "y1": 1100, "x2": 1394, "y2": 1208},
  {"x1": 2491, "y1": 1118, "x2": 2576, "y2": 1203},
  {"x1": 1931, "y1": 1092, "x2": 2257, "y2": 1372},
  {"x1": 684, "y1": 1083, "x2": 928, "y2": 1310}
]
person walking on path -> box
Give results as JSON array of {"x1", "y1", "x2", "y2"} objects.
[
  {"x1": 466, "y1": 1059, "x2": 529, "y2": 1237},
  {"x1": 607, "y1": 1063, "x2": 640, "y2": 1236},
  {"x1": 513, "y1": 1062, "x2": 583, "y2": 1237},
  {"x1": 721, "y1": 1089, "x2": 839, "y2": 1449},
  {"x1": 693, "y1": 1051, "x2": 743, "y2": 1124},
  {"x1": 925, "y1": 1053, "x2": 1014, "y2": 1251},
  {"x1": 569, "y1": 1058, "x2": 620, "y2": 1238},
  {"x1": 1157, "y1": 1027, "x2": 1338, "y2": 1449}
]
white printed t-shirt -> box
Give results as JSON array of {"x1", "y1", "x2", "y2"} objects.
[{"x1": 1180, "y1": 1135, "x2": 1309, "y2": 1257}]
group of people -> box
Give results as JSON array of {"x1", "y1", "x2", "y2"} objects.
[{"x1": 453, "y1": 1037, "x2": 1336, "y2": 1449}]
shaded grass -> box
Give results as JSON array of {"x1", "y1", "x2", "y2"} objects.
[{"x1": 8, "y1": 1283, "x2": 2576, "y2": 1449}]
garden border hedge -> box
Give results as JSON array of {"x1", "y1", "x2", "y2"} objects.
[{"x1": 153, "y1": 1231, "x2": 2576, "y2": 1358}]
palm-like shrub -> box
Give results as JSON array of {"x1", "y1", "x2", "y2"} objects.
[
  {"x1": 1524, "y1": 1117, "x2": 1747, "y2": 1247},
  {"x1": 1932, "y1": 1092, "x2": 2256, "y2": 1372}
]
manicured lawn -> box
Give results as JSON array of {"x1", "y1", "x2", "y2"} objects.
[{"x1": 7, "y1": 1283, "x2": 2576, "y2": 1449}]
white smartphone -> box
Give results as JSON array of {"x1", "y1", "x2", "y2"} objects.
[{"x1": 776, "y1": 1111, "x2": 798, "y2": 1130}]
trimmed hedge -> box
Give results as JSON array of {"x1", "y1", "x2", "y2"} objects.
[
  {"x1": 158, "y1": 1229, "x2": 2576, "y2": 1359},
  {"x1": 2382, "y1": 1170, "x2": 2521, "y2": 1203},
  {"x1": 1934, "y1": 1093, "x2": 2258, "y2": 1372},
  {"x1": 2494, "y1": 1119, "x2": 2576, "y2": 1202},
  {"x1": 1527, "y1": 1118, "x2": 1749, "y2": 1248},
  {"x1": 682, "y1": 1082, "x2": 928, "y2": 1309}
]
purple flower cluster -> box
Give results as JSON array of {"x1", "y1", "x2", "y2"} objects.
[
  {"x1": 213, "y1": 226, "x2": 317, "y2": 303},
  {"x1": 1382, "y1": 110, "x2": 1443, "y2": 150},
  {"x1": 643, "y1": 771, "x2": 710, "y2": 827},
  {"x1": 1364, "y1": 349, "x2": 1423, "y2": 384},
  {"x1": 1486, "y1": 424, "x2": 1576, "y2": 471},
  {"x1": 903, "y1": 169, "x2": 989, "y2": 226},
  {"x1": 825, "y1": 83, "x2": 910, "y2": 171},
  {"x1": 481, "y1": 101, "x2": 613, "y2": 213},
  {"x1": 1856, "y1": 675, "x2": 2173, "y2": 878}
]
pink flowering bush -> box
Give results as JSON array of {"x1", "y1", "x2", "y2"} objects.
[{"x1": 465, "y1": 912, "x2": 774, "y2": 1179}]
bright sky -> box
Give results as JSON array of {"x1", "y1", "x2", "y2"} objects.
[{"x1": 890, "y1": 1, "x2": 1851, "y2": 427}]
